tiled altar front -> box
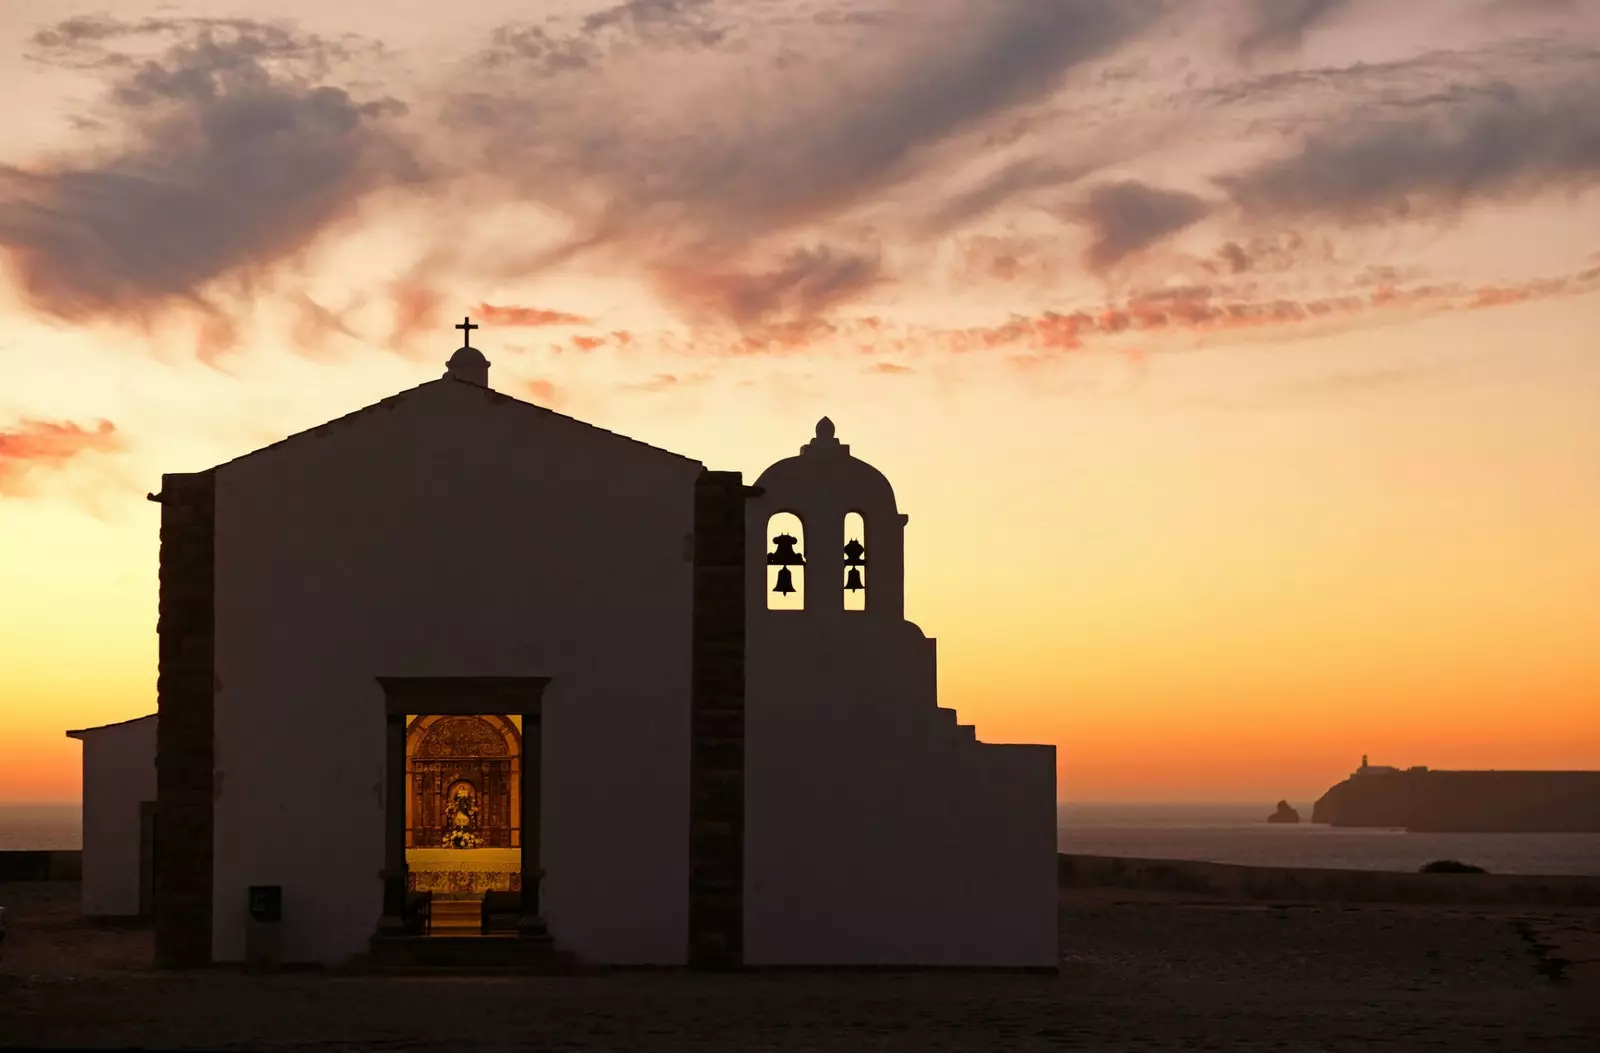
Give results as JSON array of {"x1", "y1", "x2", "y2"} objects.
[{"x1": 406, "y1": 848, "x2": 522, "y2": 898}]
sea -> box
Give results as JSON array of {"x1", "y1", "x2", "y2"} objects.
[
  {"x1": 4, "y1": 802, "x2": 1599, "y2": 875},
  {"x1": 1058, "y1": 802, "x2": 1600, "y2": 876}
]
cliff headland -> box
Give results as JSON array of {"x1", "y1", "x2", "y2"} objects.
[{"x1": 1313, "y1": 759, "x2": 1600, "y2": 832}]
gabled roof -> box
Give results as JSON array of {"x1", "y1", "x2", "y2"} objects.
[
  {"x1": 66, "y1": 714, "x2": 157, "y2": 739},
  {"x1": 193, "y1": 376, "x2": 704, "y2": 476}
]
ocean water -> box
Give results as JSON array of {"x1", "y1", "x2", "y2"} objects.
[
  {"x1": 1059, "y1": 803, "x2": 1600, "y2": 876},
  {"x1": 0, "y1": 804, "x2": 81, "y2": 851},
  {"x1": 4, "y1": 802, "x2": 1597, "y2": 875}
]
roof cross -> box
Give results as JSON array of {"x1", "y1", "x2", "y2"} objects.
[{"x1": 455, "y1": 315, "x2": 479, "y2": 348}]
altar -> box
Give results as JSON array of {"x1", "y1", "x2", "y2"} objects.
[
  {"x1": 401, "y1": 712, "x2": 524, "y2": 899},
  {"x1": 406, "y1": 848, "x2": 522, "y2": 898}
]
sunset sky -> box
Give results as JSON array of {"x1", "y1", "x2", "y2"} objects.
[{"x1": 2, "y1": 0, "x2": 1597, "y2": 804}]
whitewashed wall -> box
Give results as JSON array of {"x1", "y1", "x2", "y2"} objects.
[
  {"x1": 743, "y1": 422, "x2": 1058, "y2": 967},
  {"x1": 71, "y1": 716, "x2": 157, "y2": 917},
  {"x1": 211, "y1": 378, "x2": 703, "y2": 966}
]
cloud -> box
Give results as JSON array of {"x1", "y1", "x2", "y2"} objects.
[
  {"x1": 654, "y1": 246, "x2": 884, "y2": 325},
  {"x1": 481, "y1": 0, "x2": 730, "y2": 75},
  {"x1": 1073, "y1": 180, "x2": 1212, "y2": 270},
  {"x1": 1218, "y1": 70, "x2": 1600, "y2": 225},
  {"x1": 1480, "y1": 0, "x2": 1589, "y2": 21},
  {"x1": 522, "y1": 378, "x2": 563, "y2": 405},
  {"x1": 6, "y1": 2, "x2": 1598, "y2": 356},
  {"x1": 580, "y1": 0, "x2": 729, "y2": 48},
  {"x1": 288, "y1": 291, "x2": 359, "y2": 355},
  {"x1": 446, "y1": 5, "x2": 1596, "y2": 329},
  {"x1": 917, "y1": 267, "x2": 1600, "y2": 358},
  {"x1": 606, "y1": 277, "x2": 1441, "y2": 359},
  {"x1": 1235, "y1": 0, "x2": 1357, "y2": 59},
  {"x1": 2, "y1": 2, "x2": 1179, "y2": 338},
  {"x1": 1274, "y1": 362, "x2": 1463, "y2": 399},
  {"x1": 995, "y1": 38, "x2": 1600, "y2": 296},
  {"x1": 1464, "y1": 271, "x2": 1596, "y2": 308},
  {"x1": 618, "y1": 265, "x2": 1598, "y2": 363},
  {"x1": 474, "y1": 303, "x2": 593, "y2": 327},
  {"x1": 0, "y1": 418, "x2": 123, "y2": 496},
  {"x1": 1216, "y1": 241, "x2": 1252, "y2": 273},
  {"x1": 387, "y1": 273, "x2": 444, "y2": 349},
  {"x1": 0, "y1": 17, "x2": 421, "y2": 333},
  {"x1": 452, "y1": 0, "x2": 1171, "y2": 321},
  {"x1": 918, "y1": 159, "x2": 1099, "y2": 233},
  {"x1": 621, "y1": 372, "x2": 712, "y2": 393}
]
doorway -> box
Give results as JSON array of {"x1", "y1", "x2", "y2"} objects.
[
  {"x1": 373, "y1": 677, "x2": 550, "y2": 942},
  {"x1": 405, "y1": 713, "x2": 523, "y2": 935}
]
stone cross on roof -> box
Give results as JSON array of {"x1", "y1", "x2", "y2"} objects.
[{"x1": 445, "y1": 316, "x2": 490, "y2": 386}]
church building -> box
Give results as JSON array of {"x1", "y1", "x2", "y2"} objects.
[{"x1": 79, "y1": 320, "x2": 1058, "y2": 971}]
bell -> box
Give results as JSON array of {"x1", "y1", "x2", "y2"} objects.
[
  {"x1": 773, "y1": 567, "x2": 796, "y2": 595},
  {"x1": 844, "y1": 567, "x2": 864, "y2": 592},
  {"x1": 768, "y1": 533, "x2": 806, "y2": 567},
  {"x1": 842, "y1": 538, "x2": 866, "y2": 567}
]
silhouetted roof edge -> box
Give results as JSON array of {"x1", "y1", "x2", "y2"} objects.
[
  {"x1": 197, "y1": 376, "x2": 704, "y2": 475},
  {"x1": 66, "y1": 713, "x2": 157, "y2": 739}
]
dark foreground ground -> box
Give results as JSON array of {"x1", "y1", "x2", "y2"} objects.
[{"x1": 1, "y1": 882, "x2": 1596, "y2": 1051}]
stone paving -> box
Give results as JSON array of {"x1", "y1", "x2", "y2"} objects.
[{"x1": 2, "y1": 883, "x2": 1595, "y2": 1051}]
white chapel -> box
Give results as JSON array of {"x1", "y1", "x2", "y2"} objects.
[{"x1": 68, "y1": 321, "x2": 1058, "y2": 971}]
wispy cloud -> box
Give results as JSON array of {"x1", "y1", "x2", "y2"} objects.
[
  {"x1": 620, "y1": 371, "x2": 712, "y2": 393},
  {"x1": 448, "y1": 0, "x2": 1171, "y2": 321},
  {"x1": 0, "y1": 418, "x2": 123, "y2": 496},
  {"x1": 536, "y1": 263, "x2": 1599, "y2": 365},
  {"x1": 1219, "y1": 70, "x2": 1600, "y2": 225},
  {"x1": 386, "y1": 273, "x2": 444, "y2": 349},
  {"x1": 1073, "y1": 181, "x2": 1212, "y2": 271},
  {"x1": 2, "y1": 1, "x2": 1597, "y2": 357},
  {"x1": 287, "y1": 291, "x2": 361, "y2": 356},
  {"x1": 474, "y1": 303, "x2": 593, "y2": 327},
  {"x1": 1234, "y1": 0, "x2": 1357, "y2": 59},
  {"x1": 901, "y1": 268, "x2": 1600, "y2": 359},
  {"x1": 0, "y1": 17, "x2": 420, "y2": 352},
  {"x1": 654, "y1": 246, "x2": 884, "y2": 325},
  {"x1": 522, "y1": 378, "x2": 563, "y2": 405}
]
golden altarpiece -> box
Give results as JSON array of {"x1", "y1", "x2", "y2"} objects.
[{"x1": 403, "y1": 714, "x2": 523, "y2": 896}]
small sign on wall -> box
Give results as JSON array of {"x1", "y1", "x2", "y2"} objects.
[{"x1": 248, "y1": 885, "x2": 281, "y2": 923}]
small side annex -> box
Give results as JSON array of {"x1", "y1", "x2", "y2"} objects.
[{"x1": 65, "y1": 714, "x2": 158, "y2": 920}]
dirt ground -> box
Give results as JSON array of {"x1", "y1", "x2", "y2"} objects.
[{"x1": 2, "y1": 882, "x2": 1596, "y2": 1051}]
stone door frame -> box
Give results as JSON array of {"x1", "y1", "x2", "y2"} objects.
[{"x1": 373, "y1": 676, "x2": 550, "y2": 937}]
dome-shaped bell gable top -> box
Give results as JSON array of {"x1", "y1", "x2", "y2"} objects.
[
  {"x1": 753, "y1": 416, "x2": 898, "y2": 513},
  {"x1": 749, "y1": 415, "x2": 908, "y2": 620}
]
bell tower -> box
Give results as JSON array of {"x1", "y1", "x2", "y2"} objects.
[
  {"x1": 741, "y1": 416, "x2": 1055, "y2": 970},
  {"x1": 746, "y1": 417, "x2": 908, "y2": 621}
]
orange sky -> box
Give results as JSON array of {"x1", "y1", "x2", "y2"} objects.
[{"x1": 2, "y1": 0, "x2": 1598, "y2": 803}]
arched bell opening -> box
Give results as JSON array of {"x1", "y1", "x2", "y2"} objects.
[
  {"x1": 842, "y1": 511, "x2": 867, "y2": 611},
  {"x1": 765, "y1": 511, "x2": 807, "y2": 611}
]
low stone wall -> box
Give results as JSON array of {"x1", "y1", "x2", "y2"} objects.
[
  {"x1": 1058, "y1": 853, "x2": 1600, "y2": 906},
  {"x1": 0, "y1": 850, "x2": 83, "y2": 881},
  {"x1": 6, "y1": 850, "x2": 1592, "y2": 904}
]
